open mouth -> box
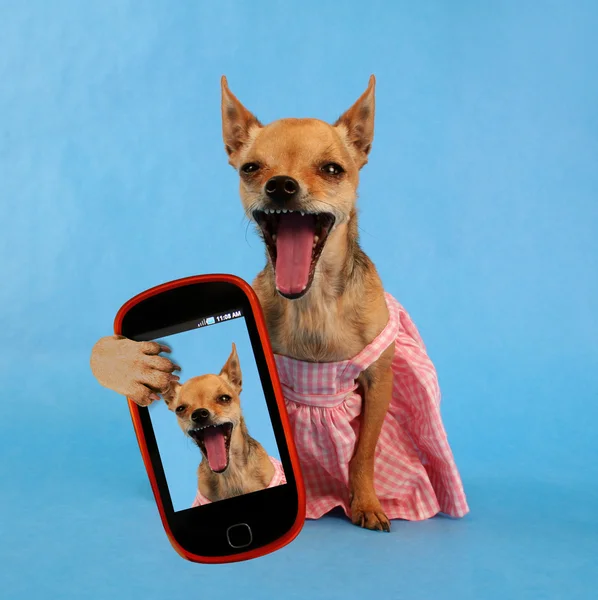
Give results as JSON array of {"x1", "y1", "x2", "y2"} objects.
[
  {"x1": 253, "y1": 209, "x2": 336, "y2": 299},
  {"x1": 189, "y1": 422, "x2": 233, "y2": 474}
]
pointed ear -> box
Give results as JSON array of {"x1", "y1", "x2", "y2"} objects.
[
  {"x1": 219, "y1": 342, "x2": 242, "y2": 393},
  {"x1": 162, "y1": 381, "x2": 181, "y2": 406},
  {"x1": 221, "y1": 76, "x2": 261, "y2": 159},
  {"x1": 334, "y1": 75, "x2": 376, "y2": 168}
]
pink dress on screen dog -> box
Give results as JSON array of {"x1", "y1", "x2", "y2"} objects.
[
  {"x1": 191, "y1": 456, "x2": 286, "y2": 507},
  {"x1": 273, "y1": 293, "x2": 469, "y2": 521}
]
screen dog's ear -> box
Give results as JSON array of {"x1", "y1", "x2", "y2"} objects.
[
  {"x1": 162, "y1": 381, "x2": 181, "y2": 406},
  {"x1": 219, "y1": 342, "x2": 242, "y2": 393}
]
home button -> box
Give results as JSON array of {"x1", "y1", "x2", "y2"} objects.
[{"x1": 226, "y1": 523, "x2": 253, "y2": 549}]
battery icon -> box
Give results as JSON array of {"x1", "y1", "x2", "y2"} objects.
[{"x1": 206, "y1": 316, "x2": 215, "y2": 325}]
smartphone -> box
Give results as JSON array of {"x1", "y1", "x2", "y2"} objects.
[{"x1": 114, "y1": 274, "x2": 306, "y2": 563}]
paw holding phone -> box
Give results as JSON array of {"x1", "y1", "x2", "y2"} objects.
[{"x1": 90, "y1": 335, "x2": 179, "y2": 406}]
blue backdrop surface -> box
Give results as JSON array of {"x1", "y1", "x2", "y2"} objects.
[{"x1": 1, "y1": 1, "x2": 597, "y2": 599}]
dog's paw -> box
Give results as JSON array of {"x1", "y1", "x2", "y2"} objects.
[
  {"x1": 350, "y1": 499, "x2": 391, "y2": 532},
  {"x1": 90, "y1": 335, "x2": 180, "y2": 406}
]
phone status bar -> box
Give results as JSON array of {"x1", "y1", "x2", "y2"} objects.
[
  {"x1": 134, "y1": 307, "x2": 245, "y2": 341},
  {"x1": 196, "y1": 308, "x2": 243, "y2": 329}
]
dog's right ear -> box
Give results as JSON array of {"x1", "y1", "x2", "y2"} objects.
[
  {"x1": 221, "y1": 76, "x2": 261, "y2": 161},
  {"x1": 334, "y1": 75, "x2": 376, "y2": 169},
  {"x1": 162, "y1": 381, "x2": 181, "y2": 406}
]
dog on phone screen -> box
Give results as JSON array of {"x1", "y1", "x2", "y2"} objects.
[{"x1": 163, "y1": 343, "x2": 278, "y2": 503}]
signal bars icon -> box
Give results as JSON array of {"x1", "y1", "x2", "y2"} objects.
[{"x1": 197, "y1": 316, "x2": 216, "y2": 328}]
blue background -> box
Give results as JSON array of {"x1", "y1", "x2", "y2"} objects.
[
  {"x1": 150, "y1": 317, "x2": 280, "y2": 511},
  {"x1": 1, "y1": 1, "x2": 597, "y2": 598}
]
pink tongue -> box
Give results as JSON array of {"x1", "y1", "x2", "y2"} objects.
[
  {"x1": 275, "y1": 213, "x2": 316, "y2": 295},
  {"x1": 203, "y1": 428, "x2": 228, "y2": 472}
]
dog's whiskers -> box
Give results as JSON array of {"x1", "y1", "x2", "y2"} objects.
[
  {"x1": 244, "y1": 221, "x2": 254, "y2": 247},
  {"x1": 315, "y1": 198, "x2": 371, "y2": 237},
  {"x1": 239, "y1": 201, "x2": 262, "y2": 247}
]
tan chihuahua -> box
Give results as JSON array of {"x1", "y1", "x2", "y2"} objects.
[
  {"x1": 164, "y1": 343, "x2": 276, "y2": 503},
  {"x1": 92, "y1": 76, "x2": 395, "y2": 531}
]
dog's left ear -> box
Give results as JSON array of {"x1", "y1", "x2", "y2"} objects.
[
  {"x1": 221, "y1": 76, "x2": 262, "y2": 161},
  {"x1": 334, "y1": 75, "x2": 376, "y2": 168},
  {"x1": 219, "y1": 342, "x2": 242, "y2": 393}
]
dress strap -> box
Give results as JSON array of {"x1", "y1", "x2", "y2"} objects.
[{"x1": 341, "y1": 293, "x2": 401, "y2": 379}]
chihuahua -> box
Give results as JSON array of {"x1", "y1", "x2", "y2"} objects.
[
  {"x1": 164, "y1": 343, "x2": 279, "y2": 503},
  {"x1": 218, "y1": 75, "x2": 395, "y2": 531}
]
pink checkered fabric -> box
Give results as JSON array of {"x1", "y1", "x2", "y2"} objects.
[
  {"x1": 190, "y1": 456, "x2": 286, "y2": 507},
  {"x1": 274, "y1": 293, "x2": 469, "y2": 521}
]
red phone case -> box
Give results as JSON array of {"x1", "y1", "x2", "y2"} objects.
[{"x1": 113, "y1": 273, "x2": 306, "y2": 564}]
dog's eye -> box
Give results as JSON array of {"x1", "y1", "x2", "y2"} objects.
[
  {"x1": 218, "y1": 395, "x2": 232, "y2": 403},
  {"x1": 241, "y1": 162, "x2": 260, "y2": 174},
  {"x1": 321, "y1": 163, "x2": 344, "y2": 176},
  {"x1": 175, "y1": 405, "x2": 186, "y2": 413}
]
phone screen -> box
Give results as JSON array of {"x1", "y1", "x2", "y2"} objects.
[{"x1": 141, "y1": 307, "x2": 288, "y2": 513}]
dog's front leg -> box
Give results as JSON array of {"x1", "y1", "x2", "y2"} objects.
[{"x1": 349, "y1": 342, "x2": 395, "y2": 532}]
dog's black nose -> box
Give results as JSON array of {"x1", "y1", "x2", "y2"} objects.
[
  {"x1": 191, "y1": 408, "x2": 210, "y2": 423},
  {"x1": 264, "y1": 176, "x2": 299, "y2": 204}
]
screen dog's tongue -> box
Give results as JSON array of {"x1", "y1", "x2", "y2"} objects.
[
  {"x1": 203, "y1": 428, "x2": 227, "y2": 472},
  {"x1": 275, "y1": 213, "x2": 316, "y2": 295}
]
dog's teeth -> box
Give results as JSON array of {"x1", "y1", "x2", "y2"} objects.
[
  {"x1": 282, "y1": 209, "x2": 288, "y2": 213},
  {"x1": 300, "y1": 211, "x2": 305, "y2": 216},
  {"x1": 276, "y1": 209, "x2": 282, "y2": 214}
]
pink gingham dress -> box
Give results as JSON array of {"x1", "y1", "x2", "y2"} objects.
[
  {"x1": 191, "y1": 456, "x2": 286, "y2": 507},
  {"x1": 274, "y1": 293, "x2": 469, "y2": 521}
]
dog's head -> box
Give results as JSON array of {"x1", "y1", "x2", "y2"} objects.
[
  {"x1": 221, "y1": 75, "x2": 376, "y2": 299},
  {"x1": 163, "y1": 343, "x2": 243, "y2": 474}
]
